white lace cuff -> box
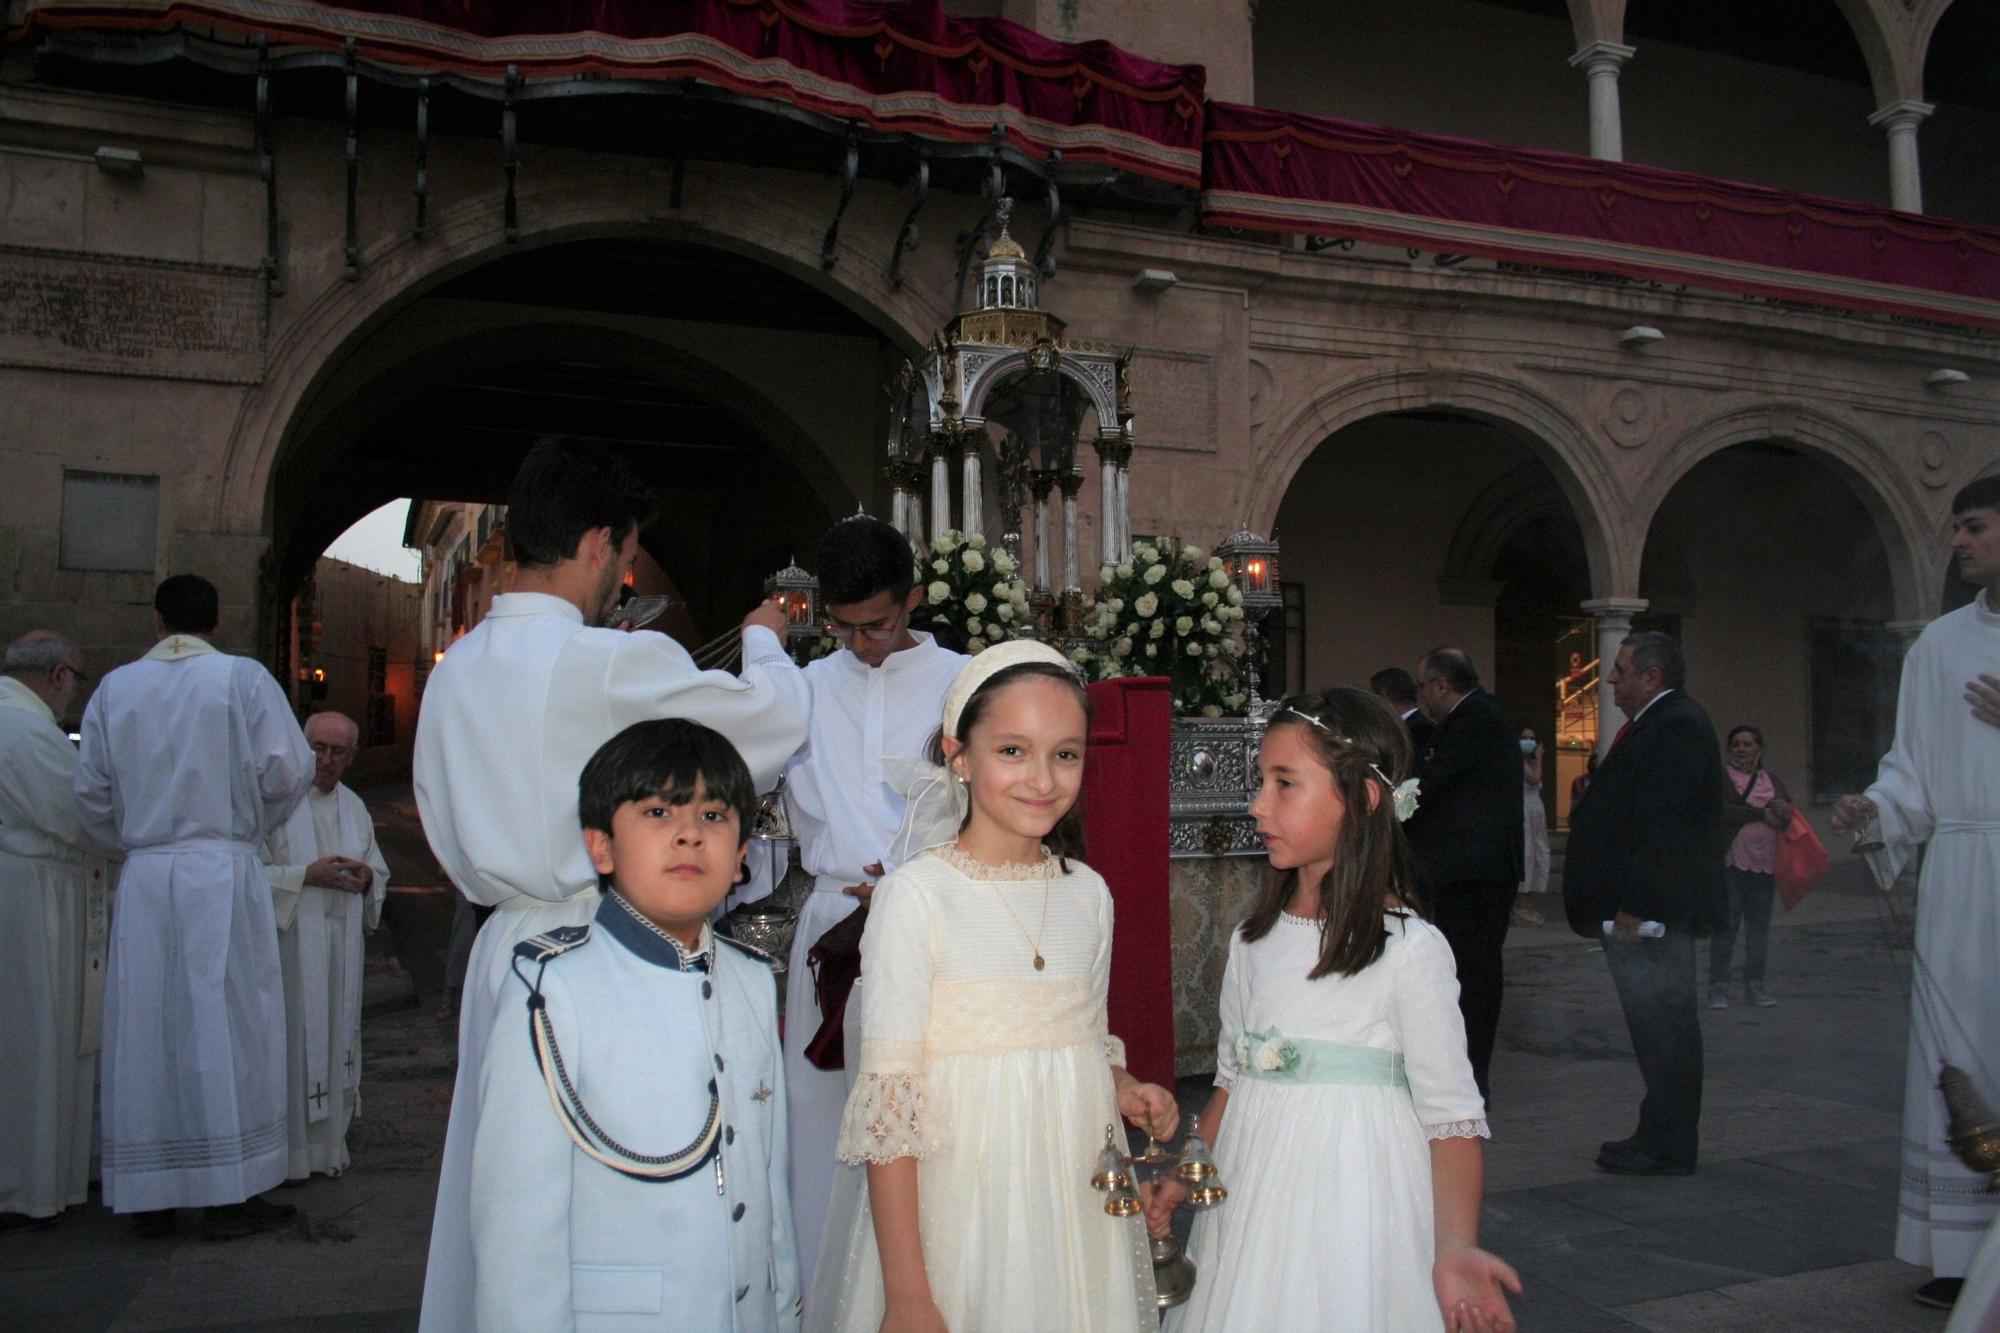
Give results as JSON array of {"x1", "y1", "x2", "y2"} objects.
[
  {"x1": 1103, "y1": 1034, "x2": 1128, "y2": 1067},
  {"x1": 1424, "y1": 1118, "x2": 1491, "y2": 1141},
  {"x1": 835, "y1": 1071, "x2": 943, "y2": 1164},
  {"x1": 1213, "y1": 1071, "x2": 1235, "y2": 1090}
]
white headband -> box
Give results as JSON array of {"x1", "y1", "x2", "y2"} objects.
[{"x1": 941, "y1": 639, "x2": 1080, "y2": 738}]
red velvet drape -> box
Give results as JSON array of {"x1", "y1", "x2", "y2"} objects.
[{"x1": 1081, "y1": 676, "x2": 1174, "y2": 1088}]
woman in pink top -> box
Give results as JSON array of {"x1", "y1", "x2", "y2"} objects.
[{"x1": 1710, "y1": 725, "x2": 1792, "y2": 1010}]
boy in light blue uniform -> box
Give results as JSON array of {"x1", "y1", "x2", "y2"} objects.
[{"x1": 471, "y1": 719, "x2": 797, "y2": 1331}]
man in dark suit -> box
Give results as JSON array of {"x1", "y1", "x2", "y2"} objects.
[
  {"x1": 1563, "y1": 630, "x2": 1726, "y2": 1176},
  {"x1": 1369, "y1": 666, "x2": 1435, "y2": 755},
  {"x1": 1403, "y1": 648, "x2": 1525, "y2": 1101}
]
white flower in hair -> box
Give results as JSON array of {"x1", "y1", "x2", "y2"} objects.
[{"x1": 1392, "y1": 777, "x2": 1422, "y2": 823}]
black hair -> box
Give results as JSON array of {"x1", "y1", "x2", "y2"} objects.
[
  {"x1": 1726, "y1": 724, "x2": 1764, "y2": 747},
  {"x1": 155, "y1": 574, "x2": 220, "y2": 635},
  {"x1": 578, "y1": 719, "x2": 756, "y2": 887},
  {"x1": 1621, "y1": 630, "x2": 1686, "y2": 691},
  {"x1": 1418, "y1": 647, "x2": 1480, "y2": 694},
  {"x1": 817, "y1": 516, "x2": 916, "y2": 607},
  {"x1": 1240, "y1": 687, "x2": 1425, "y2": 979},
  {"x1": 505, "y1": 437, "x2": 658, "y2": 569},
  {"x1": 1368, "y1": 666, "x2": 1419, "y2": 705},
  {"x1": 1951, "y1": 476, "x2": 2000, "y2": 515},
  {"x1": 926, "y1": 661, "x2": 1091, "y2": 869}
]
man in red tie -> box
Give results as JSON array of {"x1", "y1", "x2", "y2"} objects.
[{"x1": 1562, "y1": 631, "x2": 1727, "y2": 1176}]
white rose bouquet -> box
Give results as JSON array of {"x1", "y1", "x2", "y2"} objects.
[
  {"x1": 910, "y1": 529, "x2": 1032, "y2": 654},
  {"x1": 1071, "y1": 540, "x2": 1249, "y2": 716}
]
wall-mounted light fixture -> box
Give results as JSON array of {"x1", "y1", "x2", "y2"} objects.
[
  {"x1": 1617, "y1": 325, "x2": 1665, "y2": 349},
  {"x1": 92, "y1": 146, "x2": 144, "y2": 180},
  {"x1": 1132, "y1": 269, "x2": 1179, "y2": 294},
  {"x1": 1925, "y1": 368, "x2": 1971, "y2": 388}
]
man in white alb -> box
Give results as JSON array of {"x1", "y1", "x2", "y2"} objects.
[
  {"x1": 780, "y1": 516, "x2": 966, "y2": 1299},
  {"x1": 0, "y1": 631, "x2": 105, "y2": 1228},
  {"x1": 1834, "y1": 475, "x2": 2000, "y2": 1317},
  {"x1": 262, "y1": 711, "x2": 389, "y2": 1181},
  {"x1": 415, "y1": 438, "x2": 810, "y2": 1331},
  {"x1": 75, "y1": 576, "x2": 316, "y2": 1241}
]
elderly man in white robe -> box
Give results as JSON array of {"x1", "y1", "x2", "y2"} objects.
[
  {"x1": 262, "y1": 711, "x2": 389, "y2": 1181},
  {"x1": 0, "y1": 631, "x2": 107, "y2": 1229},
  {"x1": 1835, "y1": 475, "x2": 2000, "y2": 1317},
  {"x1": 75, "y1": 575, "x2": 316, "y2": 1242},
  {"x1": 778, "y1": 516, "x2": 966, "y2": 1299},
  {"x1": 415, "y1": 438, "x2": 810, "y2": 1332}
]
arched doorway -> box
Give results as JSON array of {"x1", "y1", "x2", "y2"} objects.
[{"x1": 259, "y1": 235, "x2": 907, "y2": 665}]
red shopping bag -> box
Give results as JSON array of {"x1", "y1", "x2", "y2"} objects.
[{"x1": 1775, "y1": 809, "x2": 1829, "y2": 911}]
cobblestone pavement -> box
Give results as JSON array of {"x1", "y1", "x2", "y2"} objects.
[{"x1": 0, "y1": 863, "x2": 1966, "y2": 1331}]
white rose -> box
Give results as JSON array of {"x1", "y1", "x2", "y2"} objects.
[
  {"x1": 1171, "y1": 578, "x2": 1196, "y2": 599},
  {"x1": 927, "y1": 580, "x2": 950, "y2": 604},
  {"x1": 1135, "y1": 543, "x2": 1158, "y2": 563},
  {"x1": 932, "y1": 559, "x2": 948, "y2": 574},
  {"x1": 1100, "y1": 564, "x2": 1116, "y2": 583},
  {"x1": 962, "y1": 550, "x2": 985, "y2": 573},
  {"x1": 967, "y1": 617, "x2": 983, "y2": 634},
  {"x1": 1145, "y1": 643, "x2": 1158, "y2": 658},
  {"x1": 965, "y1": 591, "x2": 988, "y2": 614},
  {"x1": 1201, "y1": 591, "x2": 1219, "y2": 609},
  {"x1": 968, "y1": 533, "x2": 986, "y2": 549},
  {"x1": 1116, "y1": 562, "x2": 1134, "y2": 580},
  {"x1": 1254, "y1": 1041, "x2": 1284, "y2": 1072},
  {"x1": 986, "y1": 623, "x2": 1004, "y2": 641},
  {"x1": 996, "y1": 602, "x2": 1014, "y2": 622},
  {"x1": 1134, "y1": 592, "x2": 1159, "y2": 618},
  {"x1": 1201, "y1": 704, "x2": 1223, "y2": 718},
  {"x1": 1143, "y1": 564, "x2": 1167, "y2": 585},
  {"x1": 1204, "y1": 642, "x2": 1220, "y2": 657},
  {"x1": 1209, "y1": 569, "x2": 1230, "y2": 590},
  {"x1": 1114, "y1": 637, "x2": 1133, "y2": 656},
  {"x1": 1208, "y1": 556, "x2": 1225, "y2": 571},
  {"x1": 1150, "y1": 621, "x2": 1166, "y2": 639},
  {"x1": 933, "y1": 534, "x2": 954, "y2": 554},
  {"x1": 1108, "y1": 598, "x2": 1125, "y2": 614},
  {"x1": 1183, "y1": 546, "x2": 1205, "y2": 563},
  {"x1": 993, "y1": 551, "x2": 1015, "y2": 574},
  {"x1": 1226, "y1": 586, "x2": 1243, "y2": 605},
  {"x1": 1175, "y1": 616, "x2": 1194, "y2": 634},
  {"x1": 970, "y1": 639, "x2": 988, "y2": 655},
  {"x1": 1225, "y1": 692, "x2": 1247, "y2": 709},
  {"x1": 1185, "y1": 641, "x2": 1203, "y2": 658},
  {"x1": 1203, "y1": 617, "x2": 1221, "y2": 635}
]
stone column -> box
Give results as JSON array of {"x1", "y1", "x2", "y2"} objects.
[
  {"x1": 1096, "y1": 440, "x2": 1121, "y2": 569},
  {"x1": 1568, "y1": 41, "x2": 1635, "y2": 162},
  {"x1": 960, "y1": 427, "x2": 985, "y2": 539},
  {"x1": 929, "y1": 436, "x2": 956, "y2": 544},
  {"x1": 1029, "y1": 471, "x2": 1057, "y2": 594},
  {"x1": 1580, "y1": 596, "x2": 1648, "y2": 755},
  {"x1": 1867, "y1": 100, "x2": 1933, "y2": 214},
  {"x1": 1059, "y1": 469, "x2": 1086, "y2": 593}
]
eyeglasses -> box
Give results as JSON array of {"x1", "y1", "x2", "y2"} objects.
[
  {"x1": 824, "y1": 608, "x2": 909, "y2": 643},
  {"x1": 60, "y1": 663, "x2": 89, "y2": 682},
  {"x1": 310, "y1": 741, "x2": 355, "y2": 759}
]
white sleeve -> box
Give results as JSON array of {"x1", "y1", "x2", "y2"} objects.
[
  {"x1": 1090, "y1": 876, "x2": 1128, "y2": 1068},
  {"x1": 1, "y1": 716, "x2": 85, "y2": 848},
  {"x1": 836, "y1": 871, "x2": 941, "y2": 1163},
  {"x1": 261, "y1": 828, "x2": 307, "y2": 932},
  {"x1": 242, "y1": 663, "x2": 315, "y2": 834},
  {"x1": 1213, "y1": 928, "x2": 1249, "y2": 1090},
  {"x1": 471, "y1": 965, "x2": 577, "y2": 1332},
  {"x1": 1391, "y1": 921, "x2": 1490, "y2": 1140},
  {"x1": 1864, "y1": 631, "x2": 1938, "y2": 888},
  {"x1": 72, "y1": 695, "x2": 120, "y2": 852},
  {"x1": 603, "y1": 625, "x2": 809, "y2": 795}
]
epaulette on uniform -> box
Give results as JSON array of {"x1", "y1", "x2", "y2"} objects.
[
  {"x1": 514, "y1": 924, "x2": 591, "y2": 965},
  {"x1": 715, "y1": 933, "x2": 776, "y2": 967}
]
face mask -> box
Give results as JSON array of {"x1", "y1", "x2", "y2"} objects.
[{"x1": 1519, "y1": 738, "x2": 1539, "y2": 755}]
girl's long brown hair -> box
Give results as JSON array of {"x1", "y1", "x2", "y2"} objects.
[{"x1": 1239, "y1": 687, "x2": 1426, "y2": 978}]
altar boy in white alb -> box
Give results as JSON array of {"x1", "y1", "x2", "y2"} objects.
[
  {"x1": 262, "y1": 711, "x2": 390, "y2": 1179},
  {"x1": 472, "y1": 718, "x2": 796, "y2": 1331},
  {"x1": 417, "y1": 438, "x2": 808, "y2": 1330},
  {"x1": 75, "y1": 576, "x2": 316, "y2": 1241},
  {"x1": 780, "y1": 516, "x2": 967, "y2": 1296}
]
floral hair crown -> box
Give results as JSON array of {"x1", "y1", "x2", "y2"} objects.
[{"x1": 1274, "y1": 706, "x2": 1422, "y2": 823}]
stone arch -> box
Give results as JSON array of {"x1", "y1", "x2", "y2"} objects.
[
  {"x1": 217, "y1": 166, "x2": 949, "y2": 537},
  {"x1": 1635, "y1": 401, "x2": 1933, "y2": 621},
  {"x1": 1441, "y1": 462, "x2": 1572, "y2": 587},
  {"x1": 1251, "y1": 364, "x2": 1630, "y2": 597}
]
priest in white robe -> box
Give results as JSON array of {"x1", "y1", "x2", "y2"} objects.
[
  {"x1": 75, "y1": 575, "x2": 315, "y2": 1240},
  {"x1": 1835, "y1": 477, "x2": 2000, "y2": 1314},
  {"x1": 263, "y1": 711, "x2": 389, "y2": 1180},
  {"x1": 0, "y1": 631, "x2": 105, "y2": 1227},
  {"x1": 778, "y1": 516, "x2": 966, "y2": 1299},
  {"x1": 415, "y1": 438, "x2": 810, "y2": 1331}
]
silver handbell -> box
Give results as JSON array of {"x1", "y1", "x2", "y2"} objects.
[
  {"x1": 1178, "y1": 1116, "x2": 1227, "y2": 1207},
  {"x1": 1090, "y1": 1128, "x2": 1133, "y2": 1193}
]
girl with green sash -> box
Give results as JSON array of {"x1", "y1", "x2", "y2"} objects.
[{"x1": 1151, "y1": 689, "x2": 1521, "y2": 1333}]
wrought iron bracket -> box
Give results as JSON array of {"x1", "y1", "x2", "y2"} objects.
[
  {"x1": 1302, "y1": 235, "x2": 1353, "y2": 253},
  {"x1": 1033, "y1": 150, "x2": 1063, "y2": 278},
  {"x1": 888, "y1": 149, "x2": 929, "y2": 288},
  {"x1": 412, "y1": 76, "x2": 430, "y2": 240},
  {"x1": 820, "y1": 124, "x2": 860, "y2": 270},
  {"x1": 255, "y1": 38, "x2": 282, "y2": 296},
  {"x1": 342, "y1": 39, "x2": 360, "y2": 281},
  {"x1": 502, "y1": 65, "x2": 520, "y2": 242}
]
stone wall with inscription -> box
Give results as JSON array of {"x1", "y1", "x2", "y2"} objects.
[{"x1": 0, "y1": 247, "x2": 265, "y2": 383}]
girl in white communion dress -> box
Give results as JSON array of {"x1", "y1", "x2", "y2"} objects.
[
  {"x1": 806, "y1": 641, "x2": 1178, "y2": 1333},
  {"x1": 1151, "y1": 688, "x2": 1521, "y2": 1333}
]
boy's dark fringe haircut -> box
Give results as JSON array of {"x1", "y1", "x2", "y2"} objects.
[{"x1": 578, "y1": 719, "x2": 757, "y2": 890}]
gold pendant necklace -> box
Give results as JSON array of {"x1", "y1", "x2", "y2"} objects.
[{"x1": 990, "y1": 872, "x2": 1052, "y2": 971}]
